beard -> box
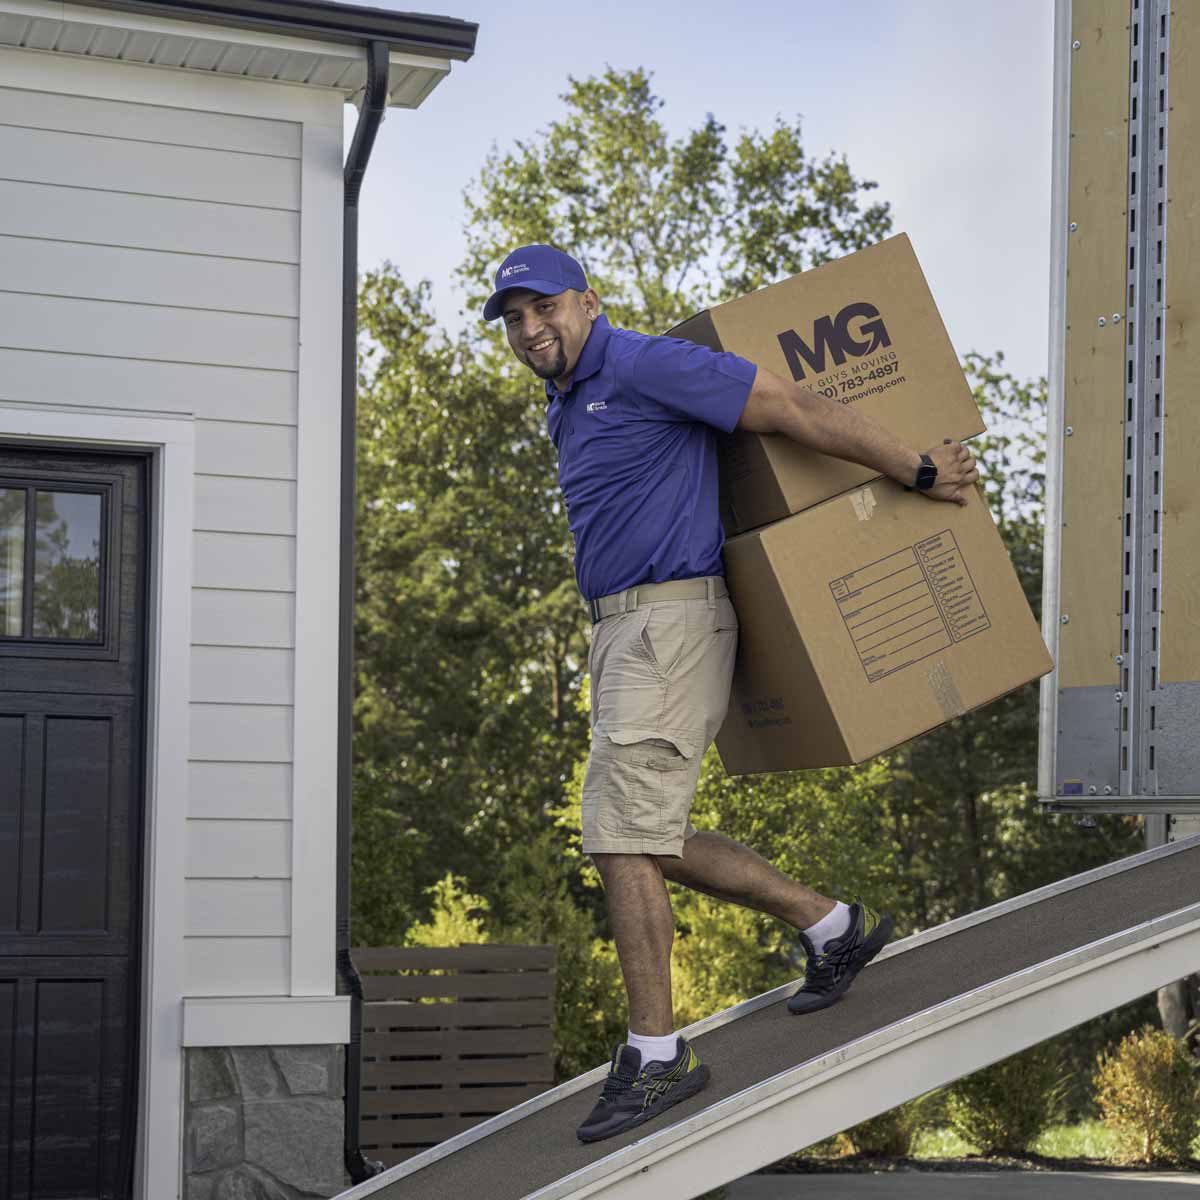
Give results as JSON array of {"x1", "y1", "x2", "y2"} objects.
[{"x1": 523, "y1": 343, "x2": 567, "y2": 381}]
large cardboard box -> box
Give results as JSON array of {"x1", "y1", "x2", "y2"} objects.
[
  {"x1": 716, "y1": 481, "x2": 1052, "y2": 773},
  {"x1": 669, "y1": 233, "x2": 986, "y2": 534}
]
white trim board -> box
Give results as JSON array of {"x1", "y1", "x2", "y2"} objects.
[
  {"x1": 183, "y1": 995, "x2": 350, "y2": 1047},
  {"x1": 0, "y1": 401, "x2": 194, "y2": 1200},
  {"x1": 290, "y1": 116, "x2": 343, "y2": 997}
]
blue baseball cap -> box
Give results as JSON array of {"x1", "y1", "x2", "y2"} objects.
[{"x1": 483, "y1": 244, "x2": 589, "y2": 321}]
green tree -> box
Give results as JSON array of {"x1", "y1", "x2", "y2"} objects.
[
  {"x1": 352, "y1": 273, "x2": 589, "y2": 941},
  {"x1": 459, "y1": 66, "x2": 892, "y2": 334}
]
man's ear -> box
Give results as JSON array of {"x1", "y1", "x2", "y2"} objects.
[{"x1": 581, "y1": 287, "x2": 600, "y2": 319}]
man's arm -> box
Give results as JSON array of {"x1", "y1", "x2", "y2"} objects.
[{"x1": 737, "y1": 364, "x2": 979, "y2": 506}]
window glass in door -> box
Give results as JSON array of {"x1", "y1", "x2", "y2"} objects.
[
  {"x1": 0, "y1": 487, "x2": 104, "y2": 641},
  {"x1": 0, "y1": 488, "x2": 23, "y2": 636}
]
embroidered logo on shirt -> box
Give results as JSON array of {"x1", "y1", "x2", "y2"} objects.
[{"x1": 586, "y1": 401, "x2": 608, "y2": 413}]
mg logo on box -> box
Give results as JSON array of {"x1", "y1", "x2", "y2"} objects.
[{"x1": 777, "y1": 302, "x2": 892, "y2": 381}]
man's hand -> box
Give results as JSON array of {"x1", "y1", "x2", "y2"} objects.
[
  {"x1": 737, "y1": 368, "x2": 982, "y2": 502},
  {"x1": 920, "y1": 439, "x2": 979, "y2": 506}
]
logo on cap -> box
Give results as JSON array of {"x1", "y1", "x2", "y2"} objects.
[{"x1": 500, "y1": 263, "x2": 531, "y2": 280}]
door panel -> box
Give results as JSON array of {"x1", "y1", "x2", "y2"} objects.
[{"x1": 0, "y1": 447, "x2": 146, "y2": 1200}]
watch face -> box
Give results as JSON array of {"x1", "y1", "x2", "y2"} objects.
[{"x1": 917, "y1": 464, "x2": 938, "y2": 491}]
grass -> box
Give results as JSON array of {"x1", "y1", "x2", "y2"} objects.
[{"x1": 911, "y1": 1120, "x2": 1200, "y2": 1162}]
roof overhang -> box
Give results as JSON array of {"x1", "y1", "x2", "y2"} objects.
[{"x1": 0, "y1": 0, "x2": 477, "y2": 107}]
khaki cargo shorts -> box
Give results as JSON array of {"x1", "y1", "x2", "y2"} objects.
[{"x1": 582, "y1": 577, "x2": 738, "y2": 857}]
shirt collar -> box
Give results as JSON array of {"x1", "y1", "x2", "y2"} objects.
[{"x1": 544, "y1": 314, "x2": 612, "y2": 402}]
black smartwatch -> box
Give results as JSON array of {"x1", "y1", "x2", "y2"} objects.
[{"x1": 905, "y1": 453, "x2": 937, "y2": 492}]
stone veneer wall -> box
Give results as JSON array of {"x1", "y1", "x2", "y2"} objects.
[{"x1": 184, "y1": 1045, "x2": 348, "y2": 1200}]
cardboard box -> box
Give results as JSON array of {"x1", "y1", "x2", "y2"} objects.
[
  {"x1": 716, "y1": 481, "x2": 1052, "y2": 774},
  {"x1": 669, "y1": 234, "x2": 986, "y2": 534}
]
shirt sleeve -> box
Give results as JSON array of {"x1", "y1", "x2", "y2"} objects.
[{"x1": 631, "y1": 335, "x2": 757, "y2": 433}]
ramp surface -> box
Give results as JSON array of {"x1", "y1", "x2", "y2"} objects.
[{"x1": 340, "y1": 838, "x2": 1200, "y2": 1200}]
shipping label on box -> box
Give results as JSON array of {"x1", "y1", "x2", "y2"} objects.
[{"x1": 831, "y1": 529, "x2": 991, "y2": 684}]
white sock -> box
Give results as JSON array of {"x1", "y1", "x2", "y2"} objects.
[
  {"x1": 626, "y1": 1029, "x2": 679, "y2": 1066},
  {"x1": 804, "y1": 901, "x2": 851, "y2": 957}
]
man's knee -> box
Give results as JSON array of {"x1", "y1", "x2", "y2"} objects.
[{"x1": 590, "y1": 851, "x2": 663, "y2": 886}]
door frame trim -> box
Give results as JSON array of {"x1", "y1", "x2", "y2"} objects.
[{"x1": 0, "y1": 402, "x2": 194, "y2": 1200}]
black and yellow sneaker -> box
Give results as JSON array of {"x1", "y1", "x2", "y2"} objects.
[
  {"x1": 787, "y1": 902, "x2": 893, "y2": 1015},
  {"x1": 576, "y1": 1037, "x2": 710, "y2": 1144}
]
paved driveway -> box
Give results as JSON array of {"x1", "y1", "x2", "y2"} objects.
[{"x1": 726, "y1": 1171, "x2": 1200, "y2": 1198}]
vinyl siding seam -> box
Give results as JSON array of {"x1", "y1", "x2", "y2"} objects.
[
  {"x1": 0, "y1": 285, "x2": 298, "y2": 321},
  {"x1": 0, "y1": 116, "x2": 300, "y2": 160},
  {"x1": 0, "y1": 172, "x2": 298, "y2": 212},
  {"x1": 0, "y1": 342, "x2": 299, "y2": 372},
  {"x1": 0, "y1": 228, "x2": 297, "y2": 265}
]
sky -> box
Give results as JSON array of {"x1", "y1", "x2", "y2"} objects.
[{"x1": 349, "y1": 0, "x2": 1055, "y2": 386}]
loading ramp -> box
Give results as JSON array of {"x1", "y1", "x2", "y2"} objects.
[{"x1": 338, "y1": 835, "x2": 1200, "y2": 1200}]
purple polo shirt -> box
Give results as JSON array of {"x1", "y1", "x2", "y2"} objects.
[{"x1": 545, "y1": 315, "x2": 757, "y2": 601}]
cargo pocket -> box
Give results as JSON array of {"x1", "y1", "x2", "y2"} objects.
[{"x1": 606, "y1": 734, "x2": 693, "y2": 845}]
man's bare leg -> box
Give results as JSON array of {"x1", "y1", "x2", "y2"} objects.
[
  {"x1": 592, "y1": 853, "x2": 675, "y2": 1036},
  {"x1": 657, "y1": 830, "x2": 834, "y2": 930}
]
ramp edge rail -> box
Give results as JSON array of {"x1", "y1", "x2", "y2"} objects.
[
  {"x1": 528, "y1": 901, "x2": 1200, "y2": 1200},
  {"x1": 337, "y1": 834, "x2": 1200, "y2": 1199}
]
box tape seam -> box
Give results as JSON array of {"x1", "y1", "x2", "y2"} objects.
[
  {"x1": 928, "y1": 658, "x2": 966, "y2": 721},
  {"x1": 850, "y1": 486, "x2": 877, "y2": 522}
]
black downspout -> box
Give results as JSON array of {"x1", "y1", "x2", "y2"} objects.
[{"x1": 338, "y1": 38, "x2": 389, "y2": 1186}]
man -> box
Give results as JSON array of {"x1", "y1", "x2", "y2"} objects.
[{"x1": 482, "y1": 244, "x2": 979, "y2": 1144}]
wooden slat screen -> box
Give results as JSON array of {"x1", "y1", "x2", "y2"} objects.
[{"x1": 353, "y1": 944, "x2": 556, "y2": 1168}]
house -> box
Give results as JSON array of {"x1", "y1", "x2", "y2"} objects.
[{"x1": 0, "y1": 2, "x2": 477, "y2": 1197}]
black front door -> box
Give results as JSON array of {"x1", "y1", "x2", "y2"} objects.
[{"x1": 0, "y1": 447, "x2": 148, "y2": 1200}]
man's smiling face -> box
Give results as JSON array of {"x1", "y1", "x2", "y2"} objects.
[{"x1": 502, "y1": 286, "x2": 599, "y2": 390}]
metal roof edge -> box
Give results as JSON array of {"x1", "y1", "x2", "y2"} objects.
[{"x1": 75, "y1": 0, "x2": 478, "y2": 60}]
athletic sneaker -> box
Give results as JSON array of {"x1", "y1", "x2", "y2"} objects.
[
  {"x1": 576, "y1": 1037, "x2": 710, "y2": 1143},
  {"x1": 787, "y1": 901, "x2": 893, "y2": 1015}
]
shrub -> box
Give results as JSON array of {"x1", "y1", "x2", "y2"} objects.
[
  {"x1": 946, "y1": 1041, "x2": 1070, "y2": 1154},
  {"x1": 846, "y1": 1091, "x2": 944, "y2": 1157},
  {"x1": 1094, "y1": 1026, "x2": 1200, "y2": 1164},
  {"x1": 403, "y1": 874, "x2": 491, "y2": 947}
]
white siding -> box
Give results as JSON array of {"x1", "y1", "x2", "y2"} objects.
[
  {"x1": 0, "y1": 82, "x2": 317, "y2": 1001},
  {"x1": 193, "y1": 532, "x2": 295, "y2": 593},
  {"x1": 188, "y1": 762, "x2": 292, "y2": 820},
  {"x1": 187, "y1": 819, "x2": 291, "y2": 878},
  {"x1": 0, "y1": 235, "x2": 300, "y2": 316},
  {"x1": 185, "y1": 938, "x2": 290, "y2": 997},
  {"x1": 186, "y1": 879, "x2": 292, "y2": 937},
  {"x1": 0, "y1": 123, "x2": 299, "y2": 206},
  {"x1": 195, "y1": 422, "x2": 298, "y2": 479},
  {"x1": 0, "y1": 86, "x2": 303, "y2": 156},
  {"x1": 0, "y1": 349, "x2": 298, "y2": 423},
  {"x1": 191, "y1": 647, "x2": 295, "y2": 706},
  {"x1": 195, "y1": 476, "x2": 296, "y2": 534},
  {"x1": 190, "y1": 704, "x2": 294, "y2": 763},
  {"x1": 0, "y1": 292, "x2": 297, "y2": 369},
  {"x1": 0, "y1": 180, "x2": 300, "y2": 261},
  {"x1": 192, "y1": 590, "x2": 294, "y2": 648}
]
